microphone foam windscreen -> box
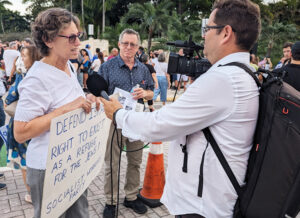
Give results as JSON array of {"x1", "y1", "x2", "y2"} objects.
[{"x1": 86, "y1": 74, "x2": 108, "y2": 97}]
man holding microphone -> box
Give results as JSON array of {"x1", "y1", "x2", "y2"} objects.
[{"x1": 100, "y1": 0, "x2": 261, "y2": 217}]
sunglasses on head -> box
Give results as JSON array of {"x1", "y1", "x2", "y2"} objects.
[{"x1": 57, "y1": 32, "x2": 83, "y2": 44}]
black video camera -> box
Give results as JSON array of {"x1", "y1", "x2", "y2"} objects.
[{"x1": 167, "y1": 36, "x2": 211, "y2": 80}]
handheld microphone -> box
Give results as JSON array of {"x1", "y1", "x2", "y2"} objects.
[{"x1": 86, "y1": 74, "x2": 110, "y2": 101}]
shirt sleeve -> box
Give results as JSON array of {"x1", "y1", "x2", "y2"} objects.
[
  {"x1": 116, "y1": 70, "x2": 235, "y2": 142},
  {"x1": 144, "y1": 67, "x2": 154, "y2": 91},
  {"x1": 14, "y1": 75, "x2": 53, "y2": 122},
  {"x1": 149, "y1": 65, "x2": 156, "y2": 74}
]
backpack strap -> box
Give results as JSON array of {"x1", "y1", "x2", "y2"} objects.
[
  {"x1": 201, "y1": 62, "x2": 260, "y2": 198},
  {"x1": 203, "y1": 128, "x2": 243, "y2": 198},
  {"x1": 219, "y1": 62, "x2": 261, "y2": 88}
]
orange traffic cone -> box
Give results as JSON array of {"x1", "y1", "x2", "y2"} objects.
[{"x1": 138, "y1": 142, "x2": 165, "y2": 208}]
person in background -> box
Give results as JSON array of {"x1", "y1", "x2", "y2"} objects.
[
  {"x1": 258, "y1": 56, "x2": 272, "y2": 70},
  {"x1": 3, "y1": 42, "x2": 20, "y2": 85},
  {"x1": 13, "y1": 8, "x2": 99, "y2": 218},
  {"x1": 21, "y1": 38, "x2": 34, "y2": 48},
  {"x1": 176, "y1": 49, "x2": 189, "y2": 91},
  {"x1": 85, "y1": 44, "x2": 93, "y2": 61},
  {"x1": 136, "y1": 46, "x2": 145, "y2": 62},
  {"x1": 103, "y1": 50, "x2": 109, "y2": 62},
  {"x1": 274, "y1": 42, "x2": 293, "y2": 69},
  {"x1": 0, "y1": 42, "x2": 8, "y2": 68},
  {"x1": 80, "y1": 48, "x2": 90, "y2": 92},
  {"x1": 92, "y1": 48, "x2": 101, "y2": 62},
  {"x1": 6, "y1": 45, "x2": 41, "y2": 204},
  {"x1": 140, "y1": 53, "x2": 158, "y2": 112},
  {"x1": 0, "y1": 71, "x2": 6, "y2": 191},
  {"x1": 153, "y1": 52, "x2": 170, "y2": 105},
  {"x1": 91, "y1": 51, "x2": 104, "y2": 74},
  {"x1": 8, "y1": 38, "x2": 34, "y2": 89},
  {"x1": 273, "y1": 41, "x2": 300, "y2": 91},
  {"x1": 107, "y1": 48, "x2": 118, "y2": 61},
  {"x1": 148, "y1": 51, "x2": 155, "y2": 66},
  {"x1": 250, "y1": 53, "x2": 259, "y2": 71}
]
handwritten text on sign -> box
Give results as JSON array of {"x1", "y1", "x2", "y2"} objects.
[{"x1": 41, "y1": 104, "x2": 111, "y2": 218}]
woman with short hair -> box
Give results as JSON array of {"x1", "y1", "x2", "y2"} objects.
[{"x1": 13, "y1": 8, "x2": 97, "y2": 218}]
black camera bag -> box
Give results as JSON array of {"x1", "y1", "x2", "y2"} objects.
[{"x1": 203, "y1": 62, "x2": 300, "y2": 218}]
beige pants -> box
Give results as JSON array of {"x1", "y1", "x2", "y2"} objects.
[{"x1": 104, "y1": 124, "x2": 144, "y2": 205}]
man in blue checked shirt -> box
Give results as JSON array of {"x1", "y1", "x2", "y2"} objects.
[{"x1": 98, "y1": 28, "x2": 154, "y2": 218}]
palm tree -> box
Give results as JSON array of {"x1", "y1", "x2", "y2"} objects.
[
  {"x1": 102, "y1": 22, "x2": 141, "y2": 51},
  {"x1": 0, "y1": 0, "x2": 12, "y2": 33},
  {"x1": 121, "y1": 0, "x2": 176, "y2": 52},
  {"x1": 258, "y1": 20, "x2": 299, "y2": 64}
]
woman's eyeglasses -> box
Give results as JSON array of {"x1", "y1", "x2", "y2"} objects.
[{"x1": 57, "y1": 32, "x2": 83, "y2": 44}]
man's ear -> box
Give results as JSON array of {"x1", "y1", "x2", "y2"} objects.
[{"x1": 220, "y1": 25, "x2": 235, "y2": 45}]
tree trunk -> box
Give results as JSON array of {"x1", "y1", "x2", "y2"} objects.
[
  {"x1": 0, "y1": 14, "x2": 4, "y2": 34},
  {"x1": 81, "y1": 0, "x2": 86, "y2": 37},
  {"x1": 102, "y1": 0, "x2": 105, "y2": 33},
  {"x1": 70, "y1": 0, "x2": 72, "y2": 13},
  {"x1": 178, "y1": 0, "x2": 182, "y2": 15},
  {"x1": 147, "y1": 29, "x2": 153, "y2": 54},
  {"x1": 267, "y1": 40, "x2": 273, "y2": 58}
]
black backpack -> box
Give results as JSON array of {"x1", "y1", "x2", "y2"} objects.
[{"x1": 203, "y1": 62, "x2": 300, "y2": 218}]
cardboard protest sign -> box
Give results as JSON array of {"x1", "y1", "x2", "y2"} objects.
[{"x1": 41, "y1": 104, "x2": 111, "y2": 218}]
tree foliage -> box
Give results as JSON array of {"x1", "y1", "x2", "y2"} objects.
[
  {"x1": 0, "y1": 0, "x2": 298, "y2": 64},
  {"x1": 257, "y1": 20, "x2": 299, "y2": 64},
  {"x1": 121, "y1": 0, "x2": 177, "y2": 52}
]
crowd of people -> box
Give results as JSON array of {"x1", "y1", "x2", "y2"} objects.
[{"x1": 0, "y1": 0, "x2": 299, "y2": 217}]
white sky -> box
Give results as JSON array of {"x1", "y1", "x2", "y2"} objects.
[
  {"x1": 6, "y1": 0, "x2": 30, "y2": 15},
  {"x1": 7, "y1": 0, "x2": 281, "y2": 16}
]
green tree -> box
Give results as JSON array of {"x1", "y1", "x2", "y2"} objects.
[
  {"x1": 121, "y1": 0, "x2": 176, "y2": 52},
  {"x1": 267, "y1": 0, "x2": 300, "y2": 27},
  {"x1": 0, "y1": 0, "x2": 12, "y2": 33},
  {"x1": 102, "y1": 22, "x2": 142, "y2": 51},
  {"x1": 22, "y1": 0, "x2": 56, "y2": 18},
  {"x1": 257, "y1": 20, "x2": 300, "y2": 65}
]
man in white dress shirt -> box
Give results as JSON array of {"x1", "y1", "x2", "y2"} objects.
[{"x1": 100, "y1": 0, "x2": 261, "y2": 217}]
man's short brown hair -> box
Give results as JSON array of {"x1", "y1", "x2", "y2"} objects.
[
  {"x1": 213, "y1": 0, "x2": 261, "y2": 51},
  {"x1": 283, "y1": 42, "x2": 293, "y2": 49}
]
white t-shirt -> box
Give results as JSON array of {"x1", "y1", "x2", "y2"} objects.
[
  {"x1": 116, "y1": 52, "x2": 259, "y2": 217},
  {"x1": 14, "y1": 61, "x2": 85, "y2": 170},
  {"x1": 91, "y1": 58, "x2": 101, "y2": 72},
  {"x1": 154, "y1": 61, "x2": 168, "y2": 77},
  {"x1": 15, "y1": 56, "x2": 27, "y2": 74},
  {"x1": 3, "y1": 49, "x2": 20, "y2": 76}
]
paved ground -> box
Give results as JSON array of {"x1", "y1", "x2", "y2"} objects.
[{"x1": 0, "y1": 142, "x2": 172, "y2": 218}]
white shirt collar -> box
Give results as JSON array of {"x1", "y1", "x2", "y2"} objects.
[{"x1": 210, "y1": 52, "x2": 250, "y2": 70}]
